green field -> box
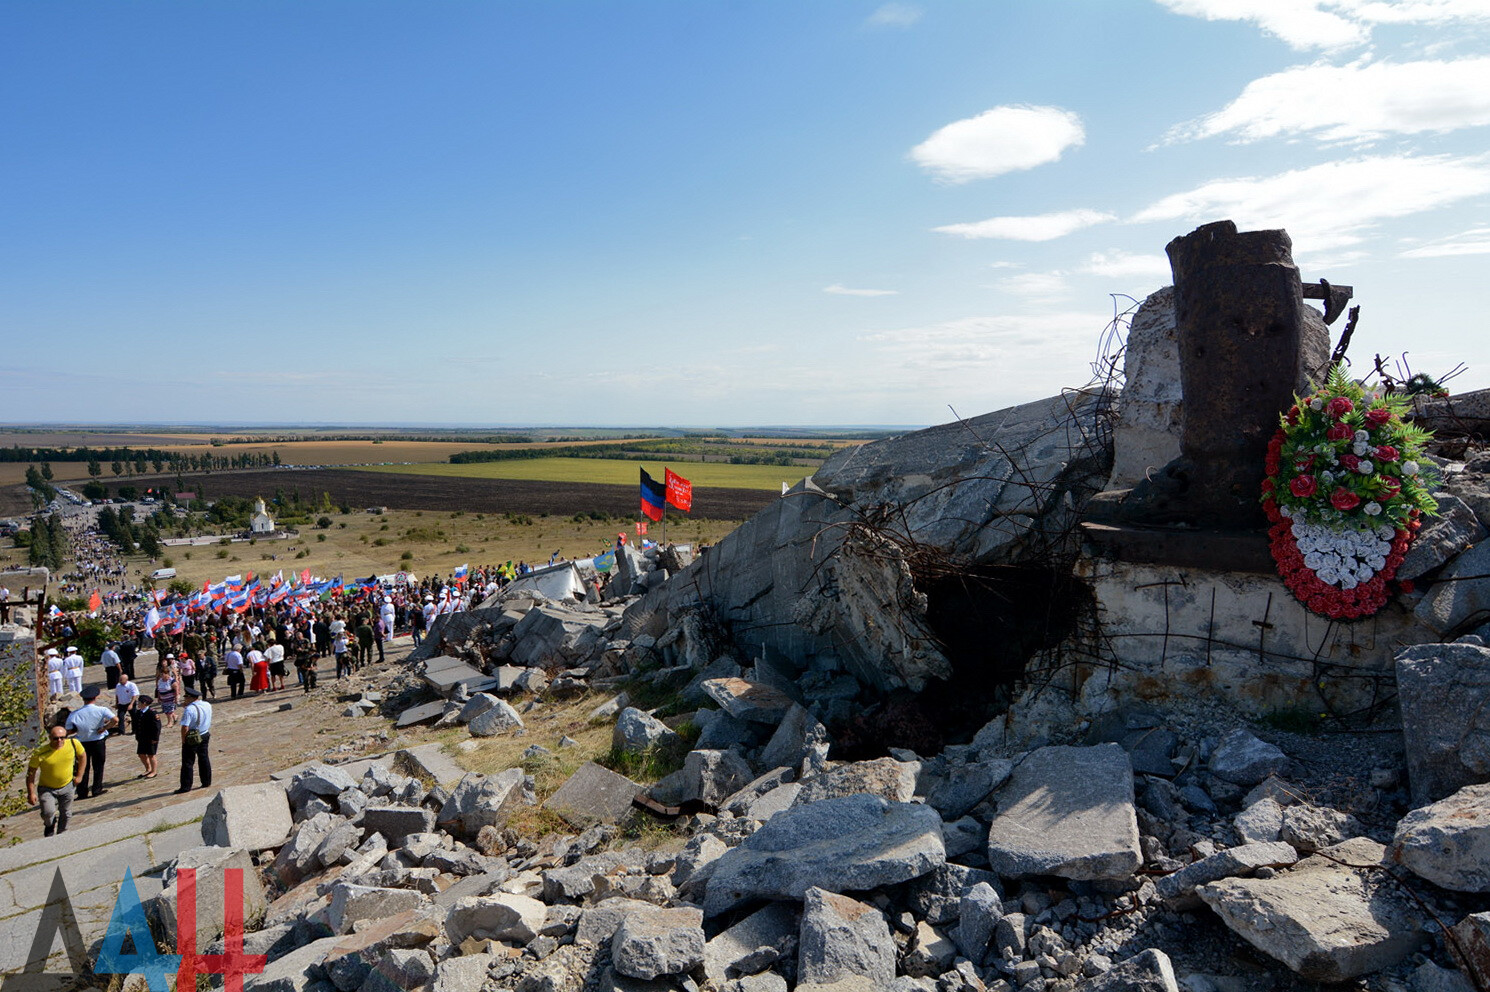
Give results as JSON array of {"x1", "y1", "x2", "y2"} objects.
[{"x1": 349, "y1": 458, "x2": 808, "y2": 491}]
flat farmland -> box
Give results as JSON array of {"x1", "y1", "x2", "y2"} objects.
[{"x1": 353, "y1": 458, "x2": 806, "y2": 490}]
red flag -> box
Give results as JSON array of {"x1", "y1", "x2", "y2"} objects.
[
  {"x1": 87, "y1": 590, "x2": 101, "y2": 613},
  {"x1": 636, "y1": 521, "x2": 647, "y2": 535},
  {"x1": 665, "y1": 468, "x2": 692, "y2": 513},
  {"x1": 300, "y1": 568, "x2": 312, "y2": 585}
]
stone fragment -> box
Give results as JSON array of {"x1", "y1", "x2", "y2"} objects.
[
  {"x1": 1234, "y1": 797, "x2": 1284, "y2": 844},
  {"x1": 394, "y1": 700, "x2": 444, "y2": 729},
  {"x1": 201, "y1": 782, "x2": 294, "y2": 851},
  {"x1": 1243, "y1": 774, "x2": 1303, "y2": 807},
  {"x1": 1450, "y1": 912, "x2": 1490, "y2": 991},
  {"x1": 457, "y1": 692, "x2": 499, "y2": 723},
  {"x1": 1209, "y1": 730, "x2": 1289, "y2": 786},
  {"x1": 612, "y1": 707, "x2": 680, "y2": 752},
  {"x1": 1396, "y1": 641, "x2": 1490, "y2": 805},
  {"x1": 1392, "y1": 783, "x2": 1490, "y2": 892},
  {"x1": 671, "y1": 833, "x2": 729, "y2": 891},
  {"x1": 1400, "y1": 494, "x2": 1488, "y2": 581},
  {"x1": 902, "y1": 921, "x2": 956, "y2": 978},
  {"x1": 941, "y1": 816, "x2": 983, "y2": 860},
  {"x1": 794, "y1": 757, "x2": 918, "y2": 805},
  {"x1": 249, "y1": 935, "x2": 341, "y2": 992},
  {"x1": 922, "y1": 759, "x2": 1012, "y2": 819},
  {"x1": 325, "y1": 883, "x2": 426, "y2": 935},
  {"x1": 759, "y1": 703, "x2": 831, "y2": 772},
  {"x1": 430, "y1": 953, "x2": 493, "y2": 992},
  {"x1": 797, "y1": 887, "x2": 896, "y2": 987},
  {"x1": 272, "y1": 812, "x2": 339, "y2": 886},
  {"x1": 679, "y1": 748, "x2": 756, "y2": 806},
  {"x1": 1417, "y1": 542, "x2": 1490, "y2": 635},
  {"x1": 361, "y1": 805, "x2": 436, "y2": 848},
  {"x1": 360, "y1": 947, "x2": 436, "y2": 992},
  {"x1": 701, "y1": 677, "x2": 796, "y2": 724},
  {"x1": 575, "y1": 897, "x2": 657, "y2": 946},
  {"x1": 611, "y1": 906, "x2": 706, "y2": 980},
  {"x1": 1107, "y1": 287, "x2": 1182, "y2": 491},
  {"x1": 1077, "y1": 948, "x2": 1180, "y2": 991},
  {"x1": 986, "y1": 744, "x2": 1141, "y2": 881},
  {"x1": 703, "y1": 795, "x2": 945, "y2": 917},
  {"x1": 445, "y1": 892, "x2": 548, "y2": 944},
  {"x1": 703, "y1": 901, "x2": 798, "y2": 986},
  {"x1": 544, "y1": 761, "x2": 643, "y2": 828},
  {"x1": 1410, "y1": 961, "x2": 1476, "y2": 992},
  {"x1": 1280, "y1": 803, "x2": 1361, "y2": 853},
  {"x1": 1197, "y1": 837, "x2": 1422, "y2": 983},
  {"x1": 294, "y1": 763, "x2": 358, "y2": 797},
  {"x1": 954, "y1": 882, "x2": 1002, "y2": 965},
  {"x1": 314, "y1": 819, "x2": 364, "y2": 869},
  {"x1": 1153, "y1": 841, "x2": 1298, "y2": 904},
  {"x1": 469, "y1": 698, "x2": 525, "y2": 736},
  {"x1": 155, "y1": 847, "x2": 268, "y2": 946},
  {"x1": 436, "y1": 769, "x2": 531, "y2": 838},
  {"x1": 903, "y1": 863, "x2": 1001, "y2": 926}
]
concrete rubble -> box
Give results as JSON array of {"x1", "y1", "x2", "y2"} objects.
[{"x1": 23, "y1": 239, "x2": 1490, "y2": 991}]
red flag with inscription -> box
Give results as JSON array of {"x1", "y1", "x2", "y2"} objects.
[
  {"x1": 664, "y1": 468, "x2": 692, "y2": 513},
  {"x1": 87, "y1": 590, "x2": 101, "y2": 613},
  {"x1": 636, "y1": 521, "x2": 647, "y2": 535}
]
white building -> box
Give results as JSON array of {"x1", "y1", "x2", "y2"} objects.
[{"x1": 250, "y1": 498, "x2": 276, "y2": 535}]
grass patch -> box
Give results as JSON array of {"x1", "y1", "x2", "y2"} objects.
[{"x1": 351, "y1": 457, "x2": 801, "y2": 491}]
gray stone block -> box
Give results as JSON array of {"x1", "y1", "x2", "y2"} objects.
[
  {"x1": 202, "y1": 782, "x2": 294, "y2": 851},
  {"x1": 545, "y1": 761, "x2": 642, "y2": 828},
  {"x1": 797, "y1": 887, "x2": 895, "y2": 987},
  {"x1": 1397, "y1": 641, "x2": 1490, "y2": 804}
]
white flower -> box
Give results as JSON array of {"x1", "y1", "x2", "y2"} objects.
[
  {"x1": 1364, "y1": 502, "x2": 1382, "y2": 516},
  {"x1": 1321, "y1": 471, "x2": 1335, "y2": 483},
  {"x1": 1358, "y1": 460, "x2": 1374, "y2": 474},
  {"x1": 1304, "y1": 552, "x2": 1325, "y2": 571},
  {"x1": 1354, "y1": 430, "x2": 1369, "y2": 443},
  {"x1": 1341, "y1": 576, "x2": 1359, "y2": 590},
  {"x1": 1311, "y1": 398, "x2": 1324, "y2": 411},
  {"x1": 1352, "y1": 442, "x2": 1370, "y2": 456},
  {"x1": 1403, "y1": 461, "x2": 1420, "y2": 475}
]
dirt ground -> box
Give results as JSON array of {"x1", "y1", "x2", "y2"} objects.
[{"x1": 0, "y1": 639, "x2": 423, "y2": 843}]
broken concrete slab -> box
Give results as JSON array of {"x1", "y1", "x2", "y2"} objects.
[
  {"x1": 1399, "y1": 494, "x2": 1488, "y2": 581},
  {"x1": 1079, "y1": 948, "x2": 1181, "y2": 992},
  {"x1": 1392, "y1": 783, "x2": 1490, "y2": 892},
  {"x1": 1197, "y1": 837, "x2": 1422, "y2": 983},
  {"x1": 797, "y1": 887, "x2": 895, "y2": 988},
  {"x1": 394, "y1": 742, "x2": 466, "y2": 788},
  {"x1": 362, "y1": 806, "x2": 436, "y2": 848},
  {"x1": 703, "y1": 794, "x2": 944, "y2": 917},
  {"x1": 1209, "y1": 729, "x2": 1290, "y2": 786},
  {"x1": 1396, "y1": 640, "x2": 1490, "y2": 805},
  {"x1": 986, "y1": 743, "x2": 1142, "y2": 881},
  {"x1": 394, "y1": 700, "x2": 445, "y2": 728},
  {"x1": 468, "y1": 697, "x2": 524, "y2": 736},
  {"x1": 612, "y1": 707, "x2": 679, "y2": 752},
  {"x1": 544, "y1": 761, "x2": 642, "y2": 828},
  {"x1": 201, "y1": 781, "x2": 293, "y2": 851},
  {"x1": 794, "y1": 757, "x2": 918, "y2": 805},
  {"x1": 436, "y1": 769, "x2": 531, "y2": 839},
  {"x1": 1417, "y1": 542, "x2": 1490, "y2": 636},
  {"x1": 154, "y1": 846, "x2": 268, "y2": 946},
  {"x1": 701, "y1": 677, "x2": 796, "y2": 724},
  {"x1": 445, "y1": 892, "x2": 547, "y2": 944},
  {"x1": 325, "y1": 882, "x2": 427, "y2": 935},
  {"x1": 1153, "y1": 841, "x2": 1298, "y2": 905},
  {"x1": 703, "y1": 901, "x2": 797, "y2": 987},
  {"x1": 759, "y1": 703, "x2": 831, "y2": 773},
  {"x1": 611, "y1": 905, "x2": 705, "y2": 980}
]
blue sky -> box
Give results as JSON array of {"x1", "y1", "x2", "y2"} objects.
[{"x1": 3, "y1": 1, "x2": 1488, "y2": 427}]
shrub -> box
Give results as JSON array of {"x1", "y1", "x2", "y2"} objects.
[
  {"x1": 317, "y1": 534, "x2": 326, "y2": 543},
  {"x1": 216, "y1": 549, "x2": 228, "y2": 559},
  {"x1": 316, "y1": 516, "x2": 333, "y2": 529},
  {"x1": 400, "y1": 551, "x2": 414, "y2": 561}
]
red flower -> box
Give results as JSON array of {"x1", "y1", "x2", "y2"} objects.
[
  {"x1": 1290, "y1": 475, "x2": 1319, "y2": 498},
  {"x1": 1295, "y1": 454, "x2": 1316, "y2": 471},
  {"x1": 1365, "y1": 408, "x2": 1391, "y2": 428},
  {"x1": 1331, "y1": 488, "x2": 1361, "y2": 511},
  {"x1": 1375, "y1": 445, "x2": 1399, "y2": 463},
  {"x1": 1326, "y1": 423, "x2": 1353, "y2": 441},
  {"x1": 1287, "y1": 406, "x2": 1301, "y2": 425},
  {"x1": 1328, "y1": 396, "x2": 1354, "y2": 418},
  {"x1": 1379, "y1": 477, "x2": 1401, "y2": 499},
  {"x1": 1340, "y1": 454, "x2": 1360, "y2": 472},
  {"x1": 1399, "y1": 579, "x2": 1416, "y2": 594}
]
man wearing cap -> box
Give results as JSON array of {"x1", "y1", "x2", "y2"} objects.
[
  {"x1": 65, "y1": 686, "x2": 118, "y2": 799},
  {"x1": 62, "y1": 646, "x2": 84, "y2": 693},
  {"x1": 44, "y1": 648, "x2": 64, "y2": 697},
  {"x1": 176, "y1": 684, "x2": 212, "y2": 794},
  {"x1": 26, "y1": 725, "x2": 86, "y2": 835},
  {"x1": 100, "y1": 641, "x2": 122, "y2": 690}
]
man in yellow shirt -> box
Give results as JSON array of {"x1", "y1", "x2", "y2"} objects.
[{"x1": 26, "y1": 727, "x2": 87, "y2": 836}]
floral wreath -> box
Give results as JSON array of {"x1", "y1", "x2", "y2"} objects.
[{"x1": 1262, "y1": 363, "x2": 1439, "y2": 620}]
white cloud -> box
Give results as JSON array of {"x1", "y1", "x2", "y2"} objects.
[
  {"x1": 866, "y1": 3, "x2": 922, "y2": 28},
  {"x1": 910, "y1": 105, "x2": 1086, "y2": 182},
  {"x1": 824, "y1": 283, "x2": 899, "y2": 296},
  {"x1": 1156, "y1": 0, "x2": 1490, "y2": 50},
  {"x1": 934, "y1": 208, "x2": 1115, "y2": 241},
  {"x1": 1131, "y1": 154, "x2": 1490, "y2": 250},
  {"x1": 987, "y1": 261, "x2": 1023, "y2": 269},
  {"x1": 1155, "y1": 0, "x2": 1367, "y2": 49},
  {"x1": 997, "y1": 272, "x2": 1072, "y2": 301},
  {"x1": 1080, "y1": 251, "x2": 1174, "y2": 279},
  {"x1": 1166, "y1": 57, "x2": 1490, "y2": 144},
  {"x1": 1400, "y1": 226, "x2": 1490, "y2": 256}
]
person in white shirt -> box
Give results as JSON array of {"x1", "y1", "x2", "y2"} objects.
[
  {"x1": 223, "y1": 646, "x2": 245, "y2": 699},
  {"x1": 265, "y1": 640, "x2": 286, "y2": 691},
  {"x1": 176, "y1": 685, "x2": 212, "y2": 794},
  {"x1": 62, "y1": 647, "x2": 84, "y2": 693},
  {"x1": 44, "y1": 648, "x2": 65, "y2": 696},
  {"x1": 113, "y1": 672, "x2": 139, "y2": 736}
]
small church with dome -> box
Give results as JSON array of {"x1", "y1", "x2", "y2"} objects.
[{"x1": 249, "y1": 497, "x2": 277, "y2": 535}]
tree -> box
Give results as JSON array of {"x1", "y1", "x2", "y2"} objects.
[
  {"x1": 40, "y1": 462, "x2": 52, "y2": 482},
  {"x1": 272, "y1": 450, "x2": 281, "y2": 466},
  {"x1": 138, "y1": 528, "x2": 162, "y2": 559},
  {"x1": 87, "y1": 458, "x2": 101, "y2": 479},
  {"x1": 112, "y1": 460, "x2": 123, "y2": 477}
]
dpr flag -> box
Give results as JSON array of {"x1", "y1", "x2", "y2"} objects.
[
  {"x1": 665, "y1": 468, "x2": 693, "y2": 512},
  {"x1": 640, "y1": 468, "x2": 665, "y2": 521}
]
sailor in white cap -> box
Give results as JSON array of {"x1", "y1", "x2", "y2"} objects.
[
  {"x1": 62, "y1": 646, "x2": 84, "y2": 693},
  {"x1": 45, "y1": 648, "x2": 65, "y2": 696}
]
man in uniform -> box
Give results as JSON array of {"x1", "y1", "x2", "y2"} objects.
[
  {"x1": 176, "y1": 685, "x2": 212, "y2": 794},
  {"x1": 44, "y1": 648, "x2": 64, "y2": 697},
  {"x1": 63, "y1": 646, "x2": 85, "y2": 693},
  {"x1": 65, "y1": 686, "x2": 117, "y2": 799}
]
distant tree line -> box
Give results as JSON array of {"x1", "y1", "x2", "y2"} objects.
[{"x1": 448, "y1": 438, "x2": 838, "y2": 466}]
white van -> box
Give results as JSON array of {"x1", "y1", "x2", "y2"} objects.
[{"x1": 150, "y1": 567, "x2": 177, "y2": 581}]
